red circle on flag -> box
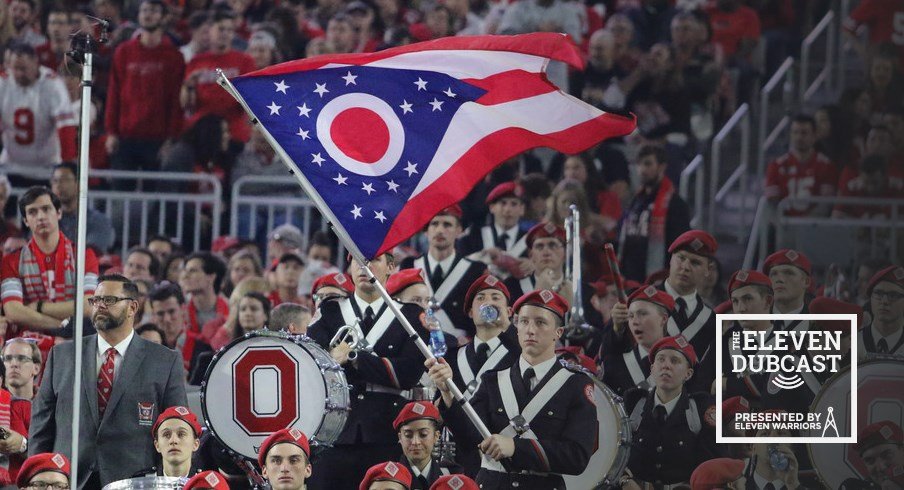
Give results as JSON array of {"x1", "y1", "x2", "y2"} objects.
[{"x1": 330, "y1": 108, "x2": 389, "y2": 164}]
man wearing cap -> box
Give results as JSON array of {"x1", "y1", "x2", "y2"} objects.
[
  {"x1": 258, "y1": 428, "x2": 312, "y2": 490},
  {"x1": 360, "y1": 461, "x2": 412, "y2": 490},
  {"x1": 135, "y1": 406, "x2": 202, "y2": 478},
  {"x1": 16, "y1": 453, "x2": 69, "y2": 490},
  {"x1": 269, "y1": 253, "x2": 306, "y2": 308},
  {"x1": 387, "y1": 269, "x2": 433, "y2": 312},
  {"x1": 617, "y1": 144, "x2": 692, "y2": 283},
  {"x1": 444, "y1": 273, "x2": 521, "y2": 475},
  {"x1": 311, "y1": 272, "x2": 354, "y2": 310},
  {"x1": 393, "y1": 401, "x2": 462, "y2": 489},
  {"x1": 427, "y1": 289, "x2": 597, "y2": 489},
  {"x1": 841, "y1": 420, "x2": 904, "y2": 489},
  {"x1": 720, "y1": 270, "x2": 774, "y2": 403},
  {"x1": 401, "y1": 206, "x2": 487, "y2": 339},
  {"x1": 267, "y1": 224, "x2": 305, "y2": 265},
  {"x1": 623, "y1": 336, "x2": 718, "y2": 487},
  {"x1": 860, "y1": 265, "x2": 904, "y2": 356},
  {"x1": 763, "y1": 249, "x2": 813, "y2": 333},
  {"x1": 29, "y1": 274, "x2": 188, "y2": 488},
  {"x1": 603, "y1": 285, "x2": 674, "y2": 395},
  {"x1": 458, "y1": 182, "x2": 529, "y2": 277},
  {"x1": 307, "y1": 253, "x2": 427, "y2": 489}
]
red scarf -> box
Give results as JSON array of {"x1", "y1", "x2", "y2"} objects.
[
  {"x1": 646, "y1": 177, "x2": 674, "y2": 274},
  {"x1": 20, "y1": 232, "x2": 76, "y2": 302}
]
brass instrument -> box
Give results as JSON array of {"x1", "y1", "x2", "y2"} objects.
[
  {"x1": 329, "y1": 321, "x2": 372, "y2": 360},
  {"x1": 564, "y1": 204, "x2": 593, "y2": 342}
]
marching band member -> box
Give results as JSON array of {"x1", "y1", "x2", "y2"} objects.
[
  {"x1": 763, "y1": 249, "x2": 814, "y2": 333},
  {"x1": 310, "y1": 272, "x2": 354, "y2": 310},
  {"x1": 386, "y1": 269, "x2": 433, "y2": 311},
  {"x1": 623, "y1": 336, "x2": 718, "y2": 487},
  {"x1": 393, "y1": 401, "x2": 462, "y2": 489},
  {"x1": 689, "y1": 458, "x2": 746, "y2": 490},
  {"x1": 359, "y1": 461, "x2": 413, "y2": 490},
  {"x1": 429, "y1": 474, "x2": 479, "y2": 490},
  {"x1": 860, "y1": 265, "x2": 904, "y2": 356},
  {"x1": 745, "y1": 418, "x2": 803, "y2": 490},
  {"x1": 721, "y1": 270, "x2": 773, "y2": 403},
  {"x1": 307, "y1": 253, "x2": 427, "y2": 489},
  {"x1": 841, "y1": 421, "x2": 904, "y2": 490},
  {"x1": 136, "y1": 406, "x2": 203, "y2": 478},
  {"x1": 458, "y1": 182, "x2": 529, "y2": 276},
  {"x1": 258, "y1": 428, "x2": 312, "y2": 490},
  {"x1": 400, "y1": 205, "x2": 487, "y2": 339},
  {"x1": 16, "y1": 453, "x2": 70, "y2": 490},
  {"x1": 183, "y1": 471, "x2": 230, "y2": 490},
  {"x1": 603, "y1": 285, "x2": 675, "y2": 395},
  {"x1": 427, "y1": 289, "x2": 597, "y2": 490},
  {"x1": 444, "y1": 273, "x2": 520, "y2": 475}
]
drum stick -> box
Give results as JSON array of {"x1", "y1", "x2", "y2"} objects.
[{"x1": 604, "y1": 244, "x2": 628, "y2": 303}]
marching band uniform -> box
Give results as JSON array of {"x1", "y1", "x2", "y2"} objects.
[
  {"x1": 134, "y1": 406, "x2": 205, "y2": 479},
  {"x1": 360, "y1": 461, "x2": 413, "y2": 490},
  {"x1": 840, "y1": 421, "x2": 904, "y2": 490},
  {"x1": 763, "y1": 249, "x2": 815, "y2": 334},
  {"x1": 624, "y1": 336, "x2": 719, "y2": 486},
  {"x1": 438, "y1": 290, "x2": 597, "y2": 490},
  {"x1": 860, "y1": 265, "x2": 904, "y2": 356},
  {"x1": 430, "y1": 474, "x2": 479, "y2": 490},
  {"x1": 720, "y1": 270, "x2": 774, "y2": 404},
  {"x1": 307, "y1": 295, "x2": 427, "y2": 489},
  {"x1": 458, "y1": 182, "x2": 529, "y2": 261},
  {"x1": 183, "y1": 471, "x2": 230, "y2": 490},
  {"x1": 393, "y1": 402, "x2": 463, "y2": 490}
]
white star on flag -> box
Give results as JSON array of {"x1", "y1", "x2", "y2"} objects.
[
  {"x1": 414, "y1": 77, "x2": 428, "y2": 90},
  {"x1": 267, "y1": 102, "x2": 281, "y2": 115},
  {"x1": 342, "y1": 71, "x2": 358, "y2": 86},
  {"x1": 296, "y1": 128, "x2": 310, "y2": 140},
  {"x1": 314, "y1": 83, "x2": 329, "y2": 97},
  {"x1": 374, "y1": 210, "x2": 387, "y2": 223},
  {"x1": 399, "y1": 100, "x2": 413, "y2": 114},
  {"x1": 362, "y1": 182, "x2": 375, "y2": 195},
  {"x1": 274, "y1": 80, "x2": 289, "y2": 94},
  {"x1": 333, "y1": 173, "x2": 348, "y2": 185},
  {"x1": 312, "y1": 153, "x2": 326, "y2": 166},
  {"x1": 351, "y1": 205, "x2": 362, "y2": 219},
  {"x1": 297, "y1": 103, "x2": 311, "y2": 117},
  {"x1": 386, "y1": 180, "x2": 399, "y2": 192},
  {"x1": 429, "y1": 98, "x2": 443, "y2": 111},
  {"x1": 404, "y1": 161, "x2": 418, "y2": 176},
  {"x1": 443, "y1": 87, "x2": 456, "y2": 98}
]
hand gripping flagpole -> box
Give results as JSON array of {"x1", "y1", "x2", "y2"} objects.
[{"x1": 217, "y1": 71, "x2": 493, "y2": 440}]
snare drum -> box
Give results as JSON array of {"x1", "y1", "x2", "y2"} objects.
[
  {"x1": 808, "y1": 357, "x2": 904, "y2": 489},
  {"x1": 564, "y1": 379, "x2": 632, "y2": 490},
  {"x1": 201, "y1": 330, "x2": 349, "y2": 460},
  {"x1": 101, "y1": 476, "x2": 186, "y2": 490}
]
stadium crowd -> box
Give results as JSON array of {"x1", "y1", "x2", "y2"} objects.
[{"x1": 0, "y1": 0, "x2": 900, "y2": 488}]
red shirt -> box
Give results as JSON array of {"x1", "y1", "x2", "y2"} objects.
[
  {"x1": 705, "y1": 5, "x2": 761, "y2": 58},
  {"x1": 184, "y1": 50, "x2": 257, "y2": 142},
  {"x1": 34, "y1": 43, "x2": 63, "y2": 71},
  {"x1": 834, "y1": 173, "x2": 904, "y2": 218},
  {"x1": 105, "y1": 36, "x2": 186, "y2": 141},
  {"x1": 765, "y1": 151, "x2": 837, "y2": 216},
  {"x1": 845, "y1": 0, "x2": 904, "y2": 45}
]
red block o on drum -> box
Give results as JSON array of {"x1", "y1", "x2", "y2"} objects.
[{"x1": 232, "y1": 346, "x2": 300, "y2": 435}]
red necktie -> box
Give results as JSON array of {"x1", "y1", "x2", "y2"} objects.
[{"x1": 98, "y1": 348, "x2": 116, "y2": 416}]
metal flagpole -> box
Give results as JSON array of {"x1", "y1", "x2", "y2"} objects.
[{"x1": 217, "y1": 72, "x2": 493, "y2": 439}]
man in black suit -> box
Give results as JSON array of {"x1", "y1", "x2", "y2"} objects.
[
  {"x1": 306, "y1": 253, "x2": 427, "y2": 489},
  {"x1": 401, "y1": 205, "x2": 486, "y2": 339}
]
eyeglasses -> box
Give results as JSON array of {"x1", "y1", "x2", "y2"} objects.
[
  {"x1": 872, "y1": 290, "x2": 904, "y2": 302},
  {"x1": 2, "y1": 354, "x2": 35, "y2": 364},
  {"x1": 87, "y1": 296, "x2": 135, "y2": 307},
  {"x1": 27, "y1": 483, "x2": 70, "y2": 490}
]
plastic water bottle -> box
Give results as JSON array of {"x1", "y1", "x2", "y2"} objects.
[
  {"x1": 768, "y1": 445, "x2": 789, "y2": 471},
  {"x1": 425, "y1": 308, "x2": 447, "y2": 357},
  {"x1": 479, "y1": 304, "x2": 499, "y2": 323}
]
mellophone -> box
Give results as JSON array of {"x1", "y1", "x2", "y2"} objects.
[{"x1": 101, "y1": 329, "x2": 636, "y2": 489}]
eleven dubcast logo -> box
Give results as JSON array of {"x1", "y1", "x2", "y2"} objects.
[{"x1": 730, "y1": 329, "x2": 843, "y2": 434}]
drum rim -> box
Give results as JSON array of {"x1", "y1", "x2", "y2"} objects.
[
  {"x1": 100, "y1": 476, "x2": 187, "y2": 490},
  {"x1": 564, "y1": 377, "x2": 632, "y2": 487},
  {"x1": 200, "y1": 329, "x2": 346, "y2": 459},
  {"x1": 807, "y1": 357, "x2": 904, "y2": 488}
]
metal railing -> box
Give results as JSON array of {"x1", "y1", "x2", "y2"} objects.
[
  {"x1": 800, "y1": 11, "x2": 836, "y2": 105},
  {"x1": 229, "y1": 175, "x2": 325, "y2": 245},
  {"x1": 709, "y1": 103, "x2": 751, "y2": 235},
  {"x1": 4, "y1": 168, "x2": 222, "y2": 257},
  {"x1": 757, "y1": 57, "x2": 795, "y2": 179},
  {"x1": 743, "y1": 196, "x2": 772, "y2": 270},
  {"x1": 679, "y1": 154, "x2": 705, "y2": 228}
]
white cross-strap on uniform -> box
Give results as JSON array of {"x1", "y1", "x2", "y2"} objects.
[
  {"x1": 628, "y1": 396, "x2": 701, "y2": 435},
  {"x1": 457, "y1": 342, "x2": 511, "y2": 398},
  {"x1": 667, "y1": 303, "x2": 711, "y2": 342},
  {"x1": 623, "y1": 350, "x2": 653, "y2": 388},
  {"x1": 414, "y1": 256, "x2": 471, "y2": 337},
  {"x1": 338, "y1": 298, "x2": 395, "y2": 347},
  {"x1": 480, "y1": 367, "x2": 573, "y2": 473}
]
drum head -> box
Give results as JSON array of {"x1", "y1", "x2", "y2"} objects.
[
  {"x1": 565, "y1": 379, "x2": 631, "y2": 489},
  {"x1": 202, "y1": 331, "x2": 345, "y2": 460},
  {"x1": 808, "y1": 358, "x2": 904, "y2": 488},
  {"x1": 101, "y1": 477, "x2": 186, "y2": 490}
]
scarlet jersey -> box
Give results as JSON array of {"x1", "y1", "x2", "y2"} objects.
[
  {"x1": 765, "y1": 151, "x2": 837, "y2": 216},
  {"x1": 835, "y1": 173, "x2": 904, "y2": 218},
  {"x1": 0, "y1": 67, "x2": 77, "y2": 167},
  {"x1": 844, "y1": 0, "x2": 904, "y2": 46},
  {"x1": 184, "y1": 50, "x2": 256, "y2": 142}
]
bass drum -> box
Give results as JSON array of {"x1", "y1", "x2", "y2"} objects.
[
  {"x1": 201, "y1": 330, "x2": 349, "y2": 460},
  {"x1": 808, "y1": 357, "x2": 904, "y2": 488},
  {"x1": 565, "y1": 379, "x2": 631, "y2": 490},
  {"x1": 102, "y1": 477, "x2": 186, "y2": 490}
]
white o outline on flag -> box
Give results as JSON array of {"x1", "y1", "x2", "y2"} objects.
[{"x1": 316, "y1": 93, "x2": 405, "y2": 177}]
